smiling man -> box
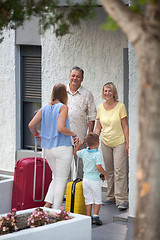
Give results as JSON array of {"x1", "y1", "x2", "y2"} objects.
[{"x1": 67, "y1": 66, "x2": 97, "y2": 179}]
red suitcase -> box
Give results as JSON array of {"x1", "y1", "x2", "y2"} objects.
[{"x1": 12, "y1": 142, "x2": 52, "y2": 211}]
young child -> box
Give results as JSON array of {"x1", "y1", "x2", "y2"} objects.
[{"x1": 73, "y1": 133, "x2": 107, "y2": 225}]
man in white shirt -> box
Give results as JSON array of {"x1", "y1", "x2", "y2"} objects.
[{"x1": 67, "y1": 66, "x2": 97, "y2": 178}]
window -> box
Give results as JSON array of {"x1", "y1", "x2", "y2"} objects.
[{"x1": 21, "y1": 46, "x2": 41, "y2": 150}]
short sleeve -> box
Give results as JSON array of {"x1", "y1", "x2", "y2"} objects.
[
  {"x1": 96, "y1": 152, "x2": 103, "y2": 165},
  {"x1": 76, "y1": 149, "x2": 84, "y2": 159},
  {"x1": 119, "y1": 103, "x2": 127, "y2": 119},
  {"x1": 96, "y1": 104, "x2": 101, "y2": 119},
  {"x1": 87, "y1": 92, "x2": 97, "y2": 121}
]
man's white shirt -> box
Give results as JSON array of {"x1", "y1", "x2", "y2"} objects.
[{"x1": 67, "y1": 84, "x2": 97, "y2": 143}]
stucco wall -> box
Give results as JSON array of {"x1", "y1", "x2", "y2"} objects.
[
  {"x1": 128, "y1": 43, "x2": 138, "y2": 218},
  {"x1": 0, "y1": 30, "x2": 16, "y2": 172},
  {"x1": 41, "y1": 7, "x2": 128, "y2": 107}
]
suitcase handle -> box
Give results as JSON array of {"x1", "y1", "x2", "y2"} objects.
[
  {"x1": 71, "y1": 155, "x2": 80, "y2": 181},
  {"x1": 33, "y1": 138, "x2": 45, "y2": 202},
  {"x1": 70, "y1": 178, "x2": 82, "y2": 212}
]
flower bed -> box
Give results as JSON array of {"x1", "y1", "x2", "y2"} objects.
[{"x1": 0, "y1": 207, "x2": 91, "y2": 240}]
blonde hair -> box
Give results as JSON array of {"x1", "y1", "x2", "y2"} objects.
[
  {"x1": 50, "y1": 83, "x2": 68, "y2": 105},
  {"x1": 102, "y1": 82, "x2": 118, "y2": 101}
]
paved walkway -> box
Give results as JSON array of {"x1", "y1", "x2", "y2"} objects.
[
  {"x1": 91, "y1": 192, "x2": 134, "y2": 240},
  {"x1": 64, "y1": 189, "x2": 134, "y2": 240},
  {"x1": 92, "y1": 204, "x2": 134, "y2": 240}
]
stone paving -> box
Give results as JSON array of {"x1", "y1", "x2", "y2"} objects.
[
  {"x1": 63, "y1": 190, "x2": 134, "y2": 240},
  {"x1": 91, "y1": 192, "x2": 134, "y2": 240},
  {"x1": 92, "y1": 204, "x2": 134, "y2": 240}
]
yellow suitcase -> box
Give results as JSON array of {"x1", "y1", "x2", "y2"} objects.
[{"x1": 65, "y1": 178, "x2": 86, "y2": 215}]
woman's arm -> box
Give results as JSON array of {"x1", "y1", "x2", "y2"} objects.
[
  {"x1": 94, "y1": 119, "x2": 102, "y2": 136},
  {"x1": 57, "y1": 105, "x2": 76, "y2": 137},
  {"x1": 28, "y1": 108, "x2": 42, "y2": 135},
  {"x1": 28, "y1": 108, "x2": 42, "y2": 141},
  {"x1": 121, "y1": 117, "x2": 129, "y2": 156}
]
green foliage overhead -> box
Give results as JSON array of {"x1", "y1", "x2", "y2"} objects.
[
  {"x1": 0, "y1": 0, "x2": 97, "y2": 41},
  {"x1": 101, "y1": 16, "x2": 118, "y2": 31},
  {"x1": 136, "y1": 0, "x2": 146, "y2": 4},
  {"x1": 129, "y1": 0, "x2": 147, "y2": 13},
  {"x1": 0, "y1": 0, "x2": 149, "y2": 42},
  {"x1": 39, "y1": 0, "x2": 98, "y2": 36}
]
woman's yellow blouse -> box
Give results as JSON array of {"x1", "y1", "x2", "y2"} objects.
[{"x1": 97, "y1": 102, "x2": 127, "y2": 147}]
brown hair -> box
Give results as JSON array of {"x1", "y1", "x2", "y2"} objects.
[
  {"x1": 50, "y1": 83, "x2": 68, "y2": 105},
  {"x1": 102, "y1": 82, "x2": 118, "y2": 101},
  {"x1": 85, "y1": 133, "x2": 99, "y2": 147}
]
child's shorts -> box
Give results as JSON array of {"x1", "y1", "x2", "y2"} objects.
[{"x1": 83, "y1": 178, "x2": 102, "y2": 205}]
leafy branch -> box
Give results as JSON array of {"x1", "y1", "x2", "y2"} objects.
[{"x1": 0, "y1": 0, "x2": 97, "y2": 41}]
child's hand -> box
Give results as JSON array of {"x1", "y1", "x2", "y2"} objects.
[
  {"x1": 73, "y1": 140, "x2": 81, "y2": 155},
  {"x1": 73, "y1": 136, "x2": 79, "y2": 146},
  {"x1": 100, "y1": 174, "x2": 105, "y2": 180},
  {"x1": 100, "y1": 173, "x2": 107, "y2": 181}
]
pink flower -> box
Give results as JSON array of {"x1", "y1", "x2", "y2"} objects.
[
  {"x1": 60, "y1": 206, "x2": 64, "y2": 211},
  {"x1": 14, "y1": 226, "x2": 18, "y2": 231},
  {"x1": 3, "y1": 226, "x2": 6, "y2": 232},
  {"x1": 11, "y1": 208, "x2": 17, "y2": 212}
]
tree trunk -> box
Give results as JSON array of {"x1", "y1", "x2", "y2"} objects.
[
  {"x1": 98, "y1": 1, "x2": 160, "y2": 239},
  {"x1": 133, "y1": 2, "x2": 160, "y2": 239},
  {"x1": 133, "y1": 35, "x2": 160, "y2": 240}
]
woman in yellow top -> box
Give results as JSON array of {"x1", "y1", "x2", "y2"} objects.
[{"x1": 95, "y1": 82, "x2": 129, "y2": 210}]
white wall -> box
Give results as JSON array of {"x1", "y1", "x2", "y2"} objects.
[
  {"x1": 16, "y1": 16, "x2": 40, "y2": 45},
  {"x1": 0, "y1": 30, "x2": 16, "y2": 172},
  {"x1": 41, "y1": 7, "x2": 128, "y2": 107},
  {"x1": 128, "y1": 43, "x2": 138, "y2": 218}
]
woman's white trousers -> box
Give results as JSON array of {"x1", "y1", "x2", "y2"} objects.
[{"x1": 44, "y1": 146, "x2": 73, "y2": 209}]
